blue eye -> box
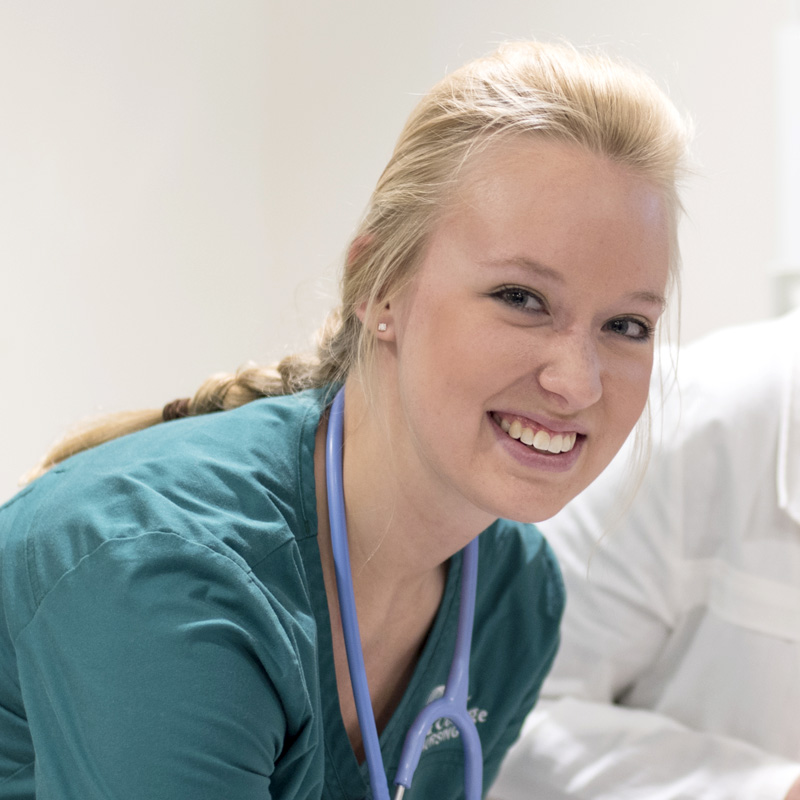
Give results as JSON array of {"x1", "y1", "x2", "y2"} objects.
[
  {"x1": 493, "y1": 286, "x2": 546, "y2": 314},
  {"x1": 604, "y1": 317, "x2": 654, "y2": 342}
]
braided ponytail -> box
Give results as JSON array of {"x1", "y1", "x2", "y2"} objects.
[{"x1": 24, "y1": 345, "x2": 335, "y2": 485}]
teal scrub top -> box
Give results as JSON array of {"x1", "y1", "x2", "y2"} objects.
[{"x1": 0, "y1": 388, "x2": 564, "y2": 799}]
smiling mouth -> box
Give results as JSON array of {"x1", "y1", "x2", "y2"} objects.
[{"x1": 491, "y1": 412, "x2": 580, "y2": 454}]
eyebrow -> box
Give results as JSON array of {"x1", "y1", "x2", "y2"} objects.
[{"x1": 483, "y1": 256, "x2": 667, "y2": 310}]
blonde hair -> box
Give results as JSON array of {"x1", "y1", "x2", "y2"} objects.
[{"x1": 25, "y1": 40, "x2": 691, "y2": 482}]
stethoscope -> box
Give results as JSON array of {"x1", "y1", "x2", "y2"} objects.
[{"x1": 326, "y1": 387, "x2": 483, "y2": 800}]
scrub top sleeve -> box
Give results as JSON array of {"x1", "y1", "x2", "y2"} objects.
[
  {"x1": 483, "y1": 629, "x2": 561, "y2": 793},
  {"x1": 14, "y1": 531, "x2": 312, "y2": 800}
]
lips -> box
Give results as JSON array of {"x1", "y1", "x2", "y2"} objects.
[{"x1": 491, "y1": 412, "x2": 580, "y2": 454}]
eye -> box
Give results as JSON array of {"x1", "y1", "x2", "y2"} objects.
[
  {"x1": 604, "y1": 317, "x2": 654, "y2": 342},
  {"x1": 492, "y1": 285, "x2": 546, "y2": 314}
]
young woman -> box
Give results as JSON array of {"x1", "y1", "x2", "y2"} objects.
[{"x1": 0, "y1": 41, "x2": 689, "y2": 800}]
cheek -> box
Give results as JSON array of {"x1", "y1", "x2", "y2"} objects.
[
  {"x1": 396, "y1": 282, "x2": 480, "y2": 380},
  {"x1": 606, "y1": 355, "x2": 654, "y2": 434},
  {"x1": 394, "y1": 308, "x2": 499, "y2": 455},
  {"x1": 393, "y1": 293, "x2": 464, "y2": 421}
]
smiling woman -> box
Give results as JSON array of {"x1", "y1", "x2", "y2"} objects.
[
  {"x1": 377, "y1": 138, "x2": 672, "y2": 526},
  {"x1": 0, "y1": 41, "x2": 690, "y2": 800}
]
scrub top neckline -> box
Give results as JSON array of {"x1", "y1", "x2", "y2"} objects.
[{"x1": 295, "y1": 387, "x2": 464, "y2": 799}]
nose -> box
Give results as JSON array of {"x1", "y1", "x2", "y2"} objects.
[{"x1": 536, "y1": 330, "x2": 603, "y2": 411}]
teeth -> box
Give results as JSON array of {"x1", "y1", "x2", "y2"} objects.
[
  {"x1": 495, "y1": 414, "x2": 578, "y2": 454},
  {"x1": 548, "y1": 434, "x2": 563, "y2": 454},
  {"x1": 532, "y1": 430, "x2": 550, "y2": 451}
]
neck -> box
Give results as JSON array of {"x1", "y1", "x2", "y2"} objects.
[
  {"x1": 329, "y1": 379, "x2": 493, "y2": 591},
  {"x1": 314, "y1": 380, "x2": 492, "y2": 758}
]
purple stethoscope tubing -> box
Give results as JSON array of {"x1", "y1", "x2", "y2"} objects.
[{"x1": 326, "y1": 387, "x2": 482, "y2": 800}]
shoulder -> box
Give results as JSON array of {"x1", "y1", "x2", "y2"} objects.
[
  {"x1": 646, "y1": 313, "x2": 800, "y2": 502},
  {"x1": 7, "y1": 522, "x2": 321, "y2": 799},
  {"x1": 0, "y1": 388, "x2": 330, "y2": 639},
  {"x1": 466, "y1": 521, "x2": 564, "y2": 778},
  {"x1": 477, "y1": 519, "x2": 565, "y2": 628},
  {"x1": 654, "y1": 311, "x2": 800, "y2": 440},
  {"x1": 480, "y1": 517, "x2": 561, "y2": 570}
]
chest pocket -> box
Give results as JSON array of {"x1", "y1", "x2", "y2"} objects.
[{"x1": 680, "y1": 557, "x2": 800, "y2": 641}]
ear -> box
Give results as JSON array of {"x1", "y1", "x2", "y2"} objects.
[
  {"x1": 356, "y1": 299, "x2": 394, "y2": 340},
  {"x1": 346, "y1": 234, "x2": 373, "y2": 272},
  {"x1": 349, "y1": 233, "x2": 395, "y2": 339}
]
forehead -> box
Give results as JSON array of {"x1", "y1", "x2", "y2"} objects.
[
  {"x1": 420, "y1": 137, "x2": 671, "y2": 300},
  {"x1": 453, "y1": 136, "x2": 666, "y2": 230}
]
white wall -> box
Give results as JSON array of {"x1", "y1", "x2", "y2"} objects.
[{"x1": 0, "y1": 0, "x2": 793, "y2": 502}]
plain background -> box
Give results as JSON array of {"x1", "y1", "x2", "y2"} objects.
[{"x1": 1, "y1": 0, "x2": 797, "y2": 502}]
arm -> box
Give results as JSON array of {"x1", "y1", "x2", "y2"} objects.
[
  {"x1": 490, "y1": 698, "x2": 800, "y2": 800},
  {"x1": 16, "y1": 531, "x2": 318, "y2": 800}
]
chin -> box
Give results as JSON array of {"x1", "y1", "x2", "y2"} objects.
[{"x1": 487, "y1": 492, "x2": 573, "y2": 526}]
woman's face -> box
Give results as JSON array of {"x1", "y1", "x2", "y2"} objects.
[{"x1": 377, "y1": 138, "x2": 671, "y2": 525}]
